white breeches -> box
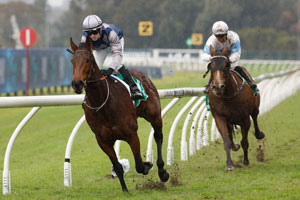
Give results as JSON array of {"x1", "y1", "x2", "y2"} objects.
[{"x1": 92, "y1": 37, "x2": 124, "y2": 71}]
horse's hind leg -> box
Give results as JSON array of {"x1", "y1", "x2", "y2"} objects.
[
  {"x1": 95, "y1": 135, "x2": 128, "y2": 192},
  {"x1": 152, "y1": 119, "x2": 170, "y2": 182},
  {"x1": 127, "y1": 133, "x2": 153, "y2": 175},
  {"x1": 251, "y1": 94, "x2": 265, "y2": 140}
]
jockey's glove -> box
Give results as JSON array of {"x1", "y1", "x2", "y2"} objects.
[{"x1": 101, "y1": 68, "x2": 114, "y2": 76}]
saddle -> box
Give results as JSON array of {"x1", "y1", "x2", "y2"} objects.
[{"x1": 110, "y1": 73, "x2": 148, "y2": 106}]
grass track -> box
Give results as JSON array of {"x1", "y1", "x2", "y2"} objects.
[{"x1": 0, "y1": 72, "x2": 300, "y2": 199}]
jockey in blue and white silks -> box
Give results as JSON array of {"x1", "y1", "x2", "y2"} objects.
[
  {"x1": 202, "y1": 21, "x2": 257, "y2": 92},
  {"x1": 202, "y1": 30, "x2": 241, "y2": 68},
  {"x1": 81, "y1": 15, "x2": 143, "y2": 100}
]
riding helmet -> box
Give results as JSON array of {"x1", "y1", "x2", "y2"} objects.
[
  {"x1": 82, "y1": 15, "x2": 102, "y2": 31},
  {"x1": 212, "y1": 21, "x2": 229, "y2": 36}
]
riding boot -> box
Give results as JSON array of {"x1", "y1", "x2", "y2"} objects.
[
  {"x1": 118, "y1": 65, "x2": 143, "y2": 100},
  {"x1": 204, "y1": 75, "x2": 212, "y2": 94},
  {"x1": 234, "y1": 66, "x2": 257, "y2": 90}
]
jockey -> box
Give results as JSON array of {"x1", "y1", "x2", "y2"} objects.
[
  {"x1": 202, "y1": 21, "x2": 257, "y2": 93},
  {"x1": 81, "y1": 14, "x2": 143, "y2": 100}
]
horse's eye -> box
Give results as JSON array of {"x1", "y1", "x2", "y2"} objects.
[{"x1": 86, "y1": 58, "x2": 90, "y2": 63}]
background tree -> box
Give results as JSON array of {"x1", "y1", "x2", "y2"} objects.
[{"x1": 0, "y1": 0, "x2": 299, "y2": 59}]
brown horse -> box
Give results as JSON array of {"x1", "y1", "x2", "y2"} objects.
[
  {"x1": 69, "y1": 37, "x2": 169, "y2": 192},
  {"x1": 207, "y1": 45, "x2": 265, "y2": 171}
]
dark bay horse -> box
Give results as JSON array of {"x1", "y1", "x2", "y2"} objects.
[
  {"x1": 69, "y1": 37, "x2": 169, "y2": 192},
  {"x1": 207, "y1": 45, "x2": 265, "y2": 171}
]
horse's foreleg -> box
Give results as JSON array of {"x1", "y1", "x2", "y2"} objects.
[
  {"x1": 214, "y1": 116, "x2": 234, "y2": 171},
  {"x1": 228, "y1": 124, "x2": 240, "y2": 151},
  {"x1": 127, "y1": 133, "x2": 153, "y2": 175},
  {"x1": 240, "y1": 119, "x2": 251, "y2": 166},
  {"x1": 223, "y1": 136, "x2": 234, "y2": 171},
  {"x1": 153, "y1": 122, "x2": 170, "y2": 182},
  {"x1": 95, "y1": 135, "x2": 128, "y2": 192},
  {"x1": 251, "y1": 94, "x2": 265, "y2": 140}
]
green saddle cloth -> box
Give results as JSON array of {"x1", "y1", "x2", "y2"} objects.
[
  {"x1": 206, "y1": 94, "x2": 210, "y2": 111},
  {"x1": 112, "y1": 73, "x2": 148, "y2": 107}
]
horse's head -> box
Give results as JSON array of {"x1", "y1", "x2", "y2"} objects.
[
  {"x1": 208, "y1": 45, "x2": 231, "y2": 96},
  {"x1": 70, "y1": 37, "x2": 96, "y2": 94}
]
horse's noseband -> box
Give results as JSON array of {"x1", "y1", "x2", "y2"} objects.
[
  {"x1": 73, "y1": 49, "x2": 98, "y2": 87},
  {"x1": 210, "y1": 56, "x2": 246, "y2": 98},
  {"x1": 73, "y1": 49, "x2": 110, "y2": 111}
]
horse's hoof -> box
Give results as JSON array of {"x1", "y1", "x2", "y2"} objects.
[
  {"x1": 255, "y1": 131, "x2": 265, "y2": 140},
  {"x1": 232, "y1": 144, "x2": 240, "y2": 151},
  {"x1": 243, "y1": 160, "x2": 249, "y2": 166},
  {"x1": 225, "y1": 166, "x2": 234, "y2": 171},
  {"x1": 122, "y1": 187, "x2": 129, "y2": 192},
  {"x1": 143, "y1": 162, "x2": 153, "y2": 175},
  {"x1": 159, "y1": 170, "x2": 170, "y2": 182}
]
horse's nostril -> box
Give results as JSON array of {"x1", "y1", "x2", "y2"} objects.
[
  {"x1": 220, "y1": 85, "x2": 225, "y2": 89},
  {"x1": 72, "y1": 80, "x2": 83, "y2": 89}
]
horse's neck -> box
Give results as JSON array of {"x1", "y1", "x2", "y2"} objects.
[
  {"x1": 85, "y1": 62, "x2": 108, "y2": 105},
  {"x1": 225, "y1": 72, "x2": 240, "y2": 93}
]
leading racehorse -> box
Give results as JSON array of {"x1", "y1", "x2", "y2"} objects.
[
  {"x1": 69, "y1": 37, "x2": 169, "y2": 192},
  {"x1": 207, "y1": 45, "x2": 265, "y2": 171}
]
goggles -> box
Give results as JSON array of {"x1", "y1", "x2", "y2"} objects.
[
  {"x1": 87, "y1": 29, "x2": 100, "y2": 36},
  {"x1": 215, "y1": 33, "x2": 227, "y2": 38}
]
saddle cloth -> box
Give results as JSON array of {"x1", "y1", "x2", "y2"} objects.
[{"x1": 110, "y1": 73, "x2": 148, "y2": 107}]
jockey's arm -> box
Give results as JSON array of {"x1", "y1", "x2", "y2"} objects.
[
  {"x1": 108, "y1": 31, "x2": 123, "y2": 70},
  {"x1": 229, "y1": 40, "x2": 241, "y2": 66},
  {"x1": 202, "y1": 44, "x2": 212, "y2": 62}
]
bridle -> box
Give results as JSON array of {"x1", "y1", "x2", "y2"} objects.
[
  {"x1": 209, "y1": 56, "x2": 245, "y2": 98},
  {"x1": 73, "y1": 49, "x2": 105, "y2": 86},
  {"x1": 73, "y1": 49, "x2": 110, "y2": 111}
]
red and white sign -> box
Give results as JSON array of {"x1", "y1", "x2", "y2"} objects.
[{"x1": 20, "y1": 27, "x2": 37, "y2": 47}]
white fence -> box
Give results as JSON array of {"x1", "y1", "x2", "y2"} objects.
[
  {"x1": 1, "y1": 67, "x2": 300, "y2": 195},
  {"x1": 107, "y1": 48, "x2": 300, "y2": 74}
]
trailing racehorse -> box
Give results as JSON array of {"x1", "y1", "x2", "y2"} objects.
[
  {"x1": 69, "y1": 37, "x2": 169, "y2": 192},
  {"x1": 207, "y1": 45, "x2": 265, "y2": 171}
]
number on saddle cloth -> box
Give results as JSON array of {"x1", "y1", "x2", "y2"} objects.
[{"x1": 110, "y1": 73, "x2": 148, "y2": 106}]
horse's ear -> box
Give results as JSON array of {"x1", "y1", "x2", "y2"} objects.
[
  {"x1": 222, "y1": 44, "x2": 228, "y2": 56},
  {"x1": 209, "y1": 45, "x2": 215, "y2": 56},
  {"x1": 70, "y1": 37, "x2": 78, "y2": 51}
]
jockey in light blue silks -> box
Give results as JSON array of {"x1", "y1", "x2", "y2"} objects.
[
  {"x1": 202, "y1": 21, "x2": 257, "y2": 93},
  {"x1": 81, "y1": 15, "x2": 143, "y2": 100}
]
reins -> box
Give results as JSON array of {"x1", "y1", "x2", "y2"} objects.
[
  {"x1": 83, "y1": 78, "x2": 110, "y2": 112},
  {"x1": 74, "y1": 49, "x2": 110, "y2": 111},
  {"x1": 209, "y1": 56, "x2": 245, "y2": 98}
]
